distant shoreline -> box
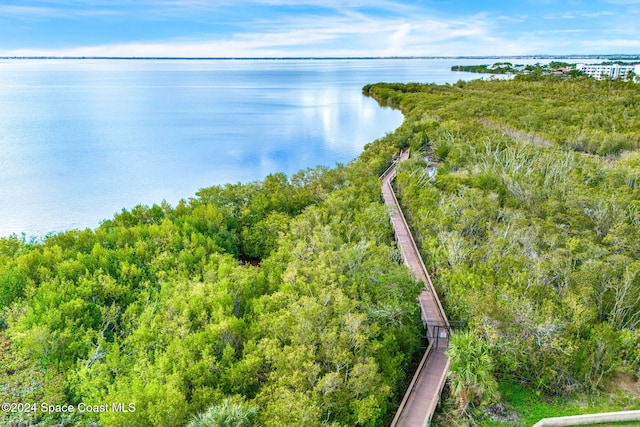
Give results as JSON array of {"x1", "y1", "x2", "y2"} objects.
[{"x1": 1, "y1": 54, "x2": 640, "y2": 61}]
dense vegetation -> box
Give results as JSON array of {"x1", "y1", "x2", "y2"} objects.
[
  {"x1": 451, "y1": 63, "x2": 520, "y2": 74},
  {"x1": 2, "y1": 75, "x2": 640, "y2": 426},
  {"x1": 451, "y1": 62, "x2": 579, "y2": 75},
  {"x1": 371, "y1": 77, "x2": 640, "y2": 156},
  {"x1": 365, "y1": 76, "x2": 640, "y2": 423},
  {"x1": 0, "y1": 142, "x2": 423, "y2": 425}
]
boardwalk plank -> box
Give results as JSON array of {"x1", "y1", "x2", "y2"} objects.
[{"x1": 383, "y1": 149, "x2": 450, "y2": 427}]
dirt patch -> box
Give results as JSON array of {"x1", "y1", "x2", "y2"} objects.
[
  {"x1": 483, "y1": 402, "x2": 521, "y2": 426},
  {"x1": 607, "y1": 373, "x2": 640, "y2": 398}
]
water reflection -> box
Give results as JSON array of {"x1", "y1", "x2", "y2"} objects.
[
  {"x1": 0, "y1": 59, "x2": 403, "y2": 237},
  {"x1": 3, "y1": 57, "x2": 544, "y2": 236}
]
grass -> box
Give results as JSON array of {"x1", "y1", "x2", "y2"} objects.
[
  {"x1": 434, "y1": 379, "x2": 640, "y2": 427},
  {"x1": 479, "y1": 380, "x2": 640, "y2": 427}
]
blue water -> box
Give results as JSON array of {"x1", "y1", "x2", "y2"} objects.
[{"x1": 0, "y1": 58, "x2": 520, "y2": 238}]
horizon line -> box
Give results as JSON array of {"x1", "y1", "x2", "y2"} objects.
[{"x1": 2, "y1": 54, "x2": 640, "y2": 61}]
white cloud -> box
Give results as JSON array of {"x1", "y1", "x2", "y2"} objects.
[
  {"x1": 544, "y1": 10, "x2": 617, "y2": 19},
  {"x1": 3, "y1": 2, "x2": 636, "y2": 57},
  {"x1": 248, "y1": 0, "x2": 415, "y2": 10},
  {"x1": 0, "y1": 3, "x2": 120, "y2": 19},
  {"x1": 0, "y1": 5, "x2": 62, "y2": 17},
  {"x1": 497, "y1": 14, "x2": 528, "y2": 23},
  {"x1": 2, "y1": 14, "x2": 529, "y2": 58},
  {"x1": 385, "y1": 23, "x2": 412, "y2": 54},
  {"x1": 581, "y1": 11, "x2": 616, "y2": 17},
  {"x1": 0, "y1": 11, "x2": 518, "y2": 57},
  {"x1": 579, "y1": 38, "x2": 640, "y2": 49}
]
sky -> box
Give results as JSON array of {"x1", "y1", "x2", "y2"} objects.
[{"x1": 1, "y1": 0, "x2": 639, "y2": 57}]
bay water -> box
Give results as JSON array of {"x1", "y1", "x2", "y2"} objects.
[{"x1": 0, "y1": 58, "x2": 524, "y2": 238}]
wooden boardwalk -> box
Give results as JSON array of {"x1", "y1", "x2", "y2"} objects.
[{"x1": 381, "y1": 149, "x2": 450, "y2": 427}]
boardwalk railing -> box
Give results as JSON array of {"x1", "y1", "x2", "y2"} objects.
[
  {"x1": 381, "y1": 160, "x2": 449, "y2": 329},
  {"x1": 382, "y1": 149, "x2": 450, "y2": 427},
  {"x1": 390, "y1": 341, "x2": 435, "y2": 427}
]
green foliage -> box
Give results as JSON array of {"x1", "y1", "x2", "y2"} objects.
[
  {"x1": 188, "y1": 397, "x2": 258, "y2": 427},
  {"x1": 368, "y1": 77, "x2": 640, "y2": 156},
  {"x1": 0, "y1": 268, "x2": 28, "y2": 309},
  {"x1": 478, "y1": 380, "x2": 640, "y2": 426},
  {"x1": 451, "y1": 63, "x2": 518, "y2": 74},
  {"x1": 0, "y1": 127, "x2": 424, "y2": 426},
  {"x1": 447, "y1": 330, "x2": 499, "y2": 415},
  {"x1": 0, "y1": 332, "x2": 76, "y2": 427},
  {"x1": 3, "y1": 75, "x2": 639, "y2": 427},
  {"x1": 370, "y1": 78, "x2": 640, "y2": 404}
]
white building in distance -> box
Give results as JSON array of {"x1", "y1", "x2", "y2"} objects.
[{"x1": 576, "y1": 63, "x2": 640, "y2": 80}]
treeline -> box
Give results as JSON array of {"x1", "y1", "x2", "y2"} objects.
[
  {"x1": 368, "y1": 76, "x2": 640, "y2": 156},
  {"x1": 0, "y1": 133, "x2": 423, "y2": 425},
  {"x1": 451, "y1": 63, "x2": 518, "y2": 74},
  {"x1": 365, "y1": 78, "x2": 640, "y2": 419},
  {"x1": 452, "y1": 62, "x2": 583, "y2": 78}
]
